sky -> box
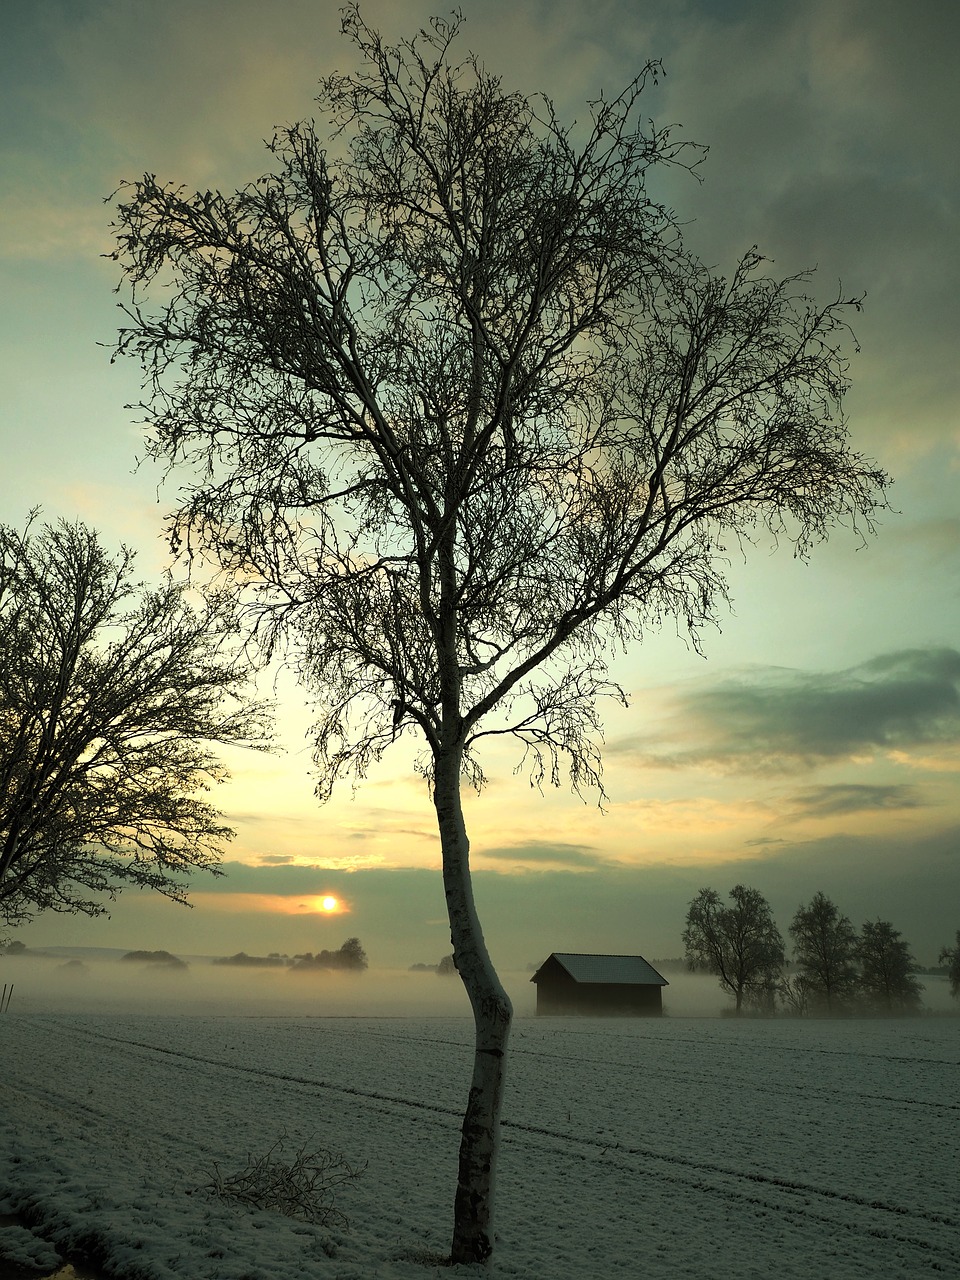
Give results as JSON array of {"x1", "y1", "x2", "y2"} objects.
[{"x1": 1, "y1": 0, "x2": 958, "y2": 976}]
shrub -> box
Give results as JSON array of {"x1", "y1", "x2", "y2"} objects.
[{"x1": 201, "y1": 1133, "x2": 364, "y2": 1227}]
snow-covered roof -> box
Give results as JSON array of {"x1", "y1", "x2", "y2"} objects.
[{"x1": 537, "y1": 953, "x2": 668, "y2": 986}]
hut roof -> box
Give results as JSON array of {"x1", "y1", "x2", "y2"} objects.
[{"x1": 533, "y1": 953, "x2": 668, "y2": 986}]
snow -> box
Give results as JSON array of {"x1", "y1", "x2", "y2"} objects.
[{"x1": 1, "y1": 984, "x2": 959, "y2": 1278}]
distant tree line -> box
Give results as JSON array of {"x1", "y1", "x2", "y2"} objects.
[
  {"x1": 683, "y1": 886, "x2": 958, "y2": 1016},
  {"x1": 215, "y1": 938, "x2": 368, "y2": 972},
  {"x1": 121, "y1": 949, "x2": 188, "y2": 970},
  {"x1": 214, "y1": 951, "x2": 288, "y2": 968},
  {"x1": 409, "y1": 954, "x2": 458, "y2": 976}
]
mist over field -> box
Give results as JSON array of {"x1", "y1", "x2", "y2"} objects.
[
  {"x1": 2, "y1": 951, "x2": 480, "y2": 1018},
  {"x1": 2, "y1": 949, "x2": 954, "y2": 1020}
]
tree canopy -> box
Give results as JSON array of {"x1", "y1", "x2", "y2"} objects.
[
  {"x1": 111, "y1": 11, "x2": 887, "y2": 806},
  {"x1": 683, "y1": 885, "x2": 785, "y2": 1013},
  {"x1": 789, "y1": 892, "x2": 860, "y2": 1013},
  {"x1": 857, "y1": 919, "x2": 922, "y2": 1013},
  {"x1": 0, "y1": 515, "x2": 270, "y2": 925},
  {"x1": 290, "y1": 937, "x2": 369, "y2": 971}
]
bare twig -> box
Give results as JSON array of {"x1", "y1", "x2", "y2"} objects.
[{"x1": 201, "y1": 1132, "x2": 365, "y2": 1228}]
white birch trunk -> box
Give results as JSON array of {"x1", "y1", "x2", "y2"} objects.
[{"x1": 434, "y1": 744, "x2": 512, "y2": 1265}]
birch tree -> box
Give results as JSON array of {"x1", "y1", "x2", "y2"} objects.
[
  {"x1": 0, "y1": 516, "x2": 269, "y2": 924},
  {"x1": 110, "y1": 7, "x2": 888, "y2": 1262}
]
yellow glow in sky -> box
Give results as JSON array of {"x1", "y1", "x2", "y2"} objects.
[{"x1": 191, "y1": 892, "x2": 349, "y2": 917}]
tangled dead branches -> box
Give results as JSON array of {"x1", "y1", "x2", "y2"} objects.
[{"x1": 202, "y1": 1132, "x2": 365, "y2": 1227}]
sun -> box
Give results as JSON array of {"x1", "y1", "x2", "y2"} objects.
[{"x1": 320, "y1": 895, "x2": 338, "y2": 913}]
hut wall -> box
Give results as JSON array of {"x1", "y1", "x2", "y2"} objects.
[{"x1": 536, "y1": 978, "x2": 662, "y2": 1017}]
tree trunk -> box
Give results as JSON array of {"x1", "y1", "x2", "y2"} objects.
[{"x1": 434, "y1": 744, "x2": 513, "y2": 1265}]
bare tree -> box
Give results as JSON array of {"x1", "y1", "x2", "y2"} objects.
[
  {"x1": 0, "y1": 516, "x2": 269, "y2": 924},
  {"x1": 110, "y1": 8, "x2": 888, "y2": 1262},
  {"x1": 857, "y1": 919, "x2": 922, "y2": 1013},
  {"x1": 938, "y1": 930, "x2": 960, "y2": 998},
  {"x1": 777, "y1": 971, "x2": 813, "y2": 1017},
  {"x1": 682, "y1": 885, "x2": 784, "y2": 1013},
  {"x1": 789, "y1": 892, "x2": 859, "y2": 1013}
]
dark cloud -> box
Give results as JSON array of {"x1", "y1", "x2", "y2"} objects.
[
  {"x1": 344, "y1": 825, "x2": 439, "y2": 844},
  {"x1": 731, "y1": 825, "x2": 960, "y2": 961},
  {"x1": 787, "y1": 783, "x2": 924, "y2": 818},
  {"x1": 647, "y1": 0, "x2": 960, "y2": 446},
  {"x1": 478, "y1": 841, "x2": 608, "y2": 869},
  {"x1": 618, "y1": 648, "x2": 960, "y2": 774}
]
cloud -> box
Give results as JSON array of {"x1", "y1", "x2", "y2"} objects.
[
  {"x1": 615, "y1": 648, "x2": 960, "y2": 774},
  {"x1": 786, "y1": 783, "x2": 924, "y2": 818},
  {"x1": 476, "y1": 841, "x2": 609, "y2": 870},
  {"x1": 649, "y1": 0, "x2": 960, "y2": 447}
]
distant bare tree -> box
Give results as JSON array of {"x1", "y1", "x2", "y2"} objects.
[
  {"x1": 789, "y1": 892, "x2": 859, "y2": 1013},
  {"x1": 857, "y1": 919, "x2": 922, "y2": 1013},
  {"x1": 938, "y1": 931, "x2": 960, "y2": 998},
  {"x1": 683, "y1": 885, "x2": 784, "y2": 1013},
  {"x1": 110, "y1": 7, "x2": 887, "y2": 1262},
  {"x1": 777, "y1": 971, "x2": 813, "y2": 1017},
  {"x1": 0, "y1": 516, "x2": 269, "y2": 924}
]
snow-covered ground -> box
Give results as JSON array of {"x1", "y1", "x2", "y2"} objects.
[{"x1": 1, "y1": 967, "x2": 958, "y2": 1278}]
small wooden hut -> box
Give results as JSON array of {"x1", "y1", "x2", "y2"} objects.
[{"x1": 531, "y1": 952, "x2": 668, "y2": 1016}]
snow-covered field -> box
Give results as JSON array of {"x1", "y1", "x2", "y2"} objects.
[{"x1": 1, "y1": 974, "x2": 958, "y2": 1278}]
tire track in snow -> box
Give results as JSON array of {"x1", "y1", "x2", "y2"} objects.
[
  {"x1": 1, "y1": 1051, "x2": 229, "y2": 1170},
  {"x1": 503, "y1": 1115, "x2": 960, "y2": 1230},
  {"x1": 25, "y1": 1015, "x2": 960, "y2": 1244},
  {"x1": 541, "y1": 1021, "x2": 960, "y2": 1067},
  {"x1": 349, "y1": 1023, "x2": 960, "y2": 1115},
  {"x1": 531, "y1": 1136, "x2": 960, "y2": 1274}
]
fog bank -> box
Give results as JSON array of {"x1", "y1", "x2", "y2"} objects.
[{"x1": 1, "y1": 951, "x2": 953, "y2": 1019}]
